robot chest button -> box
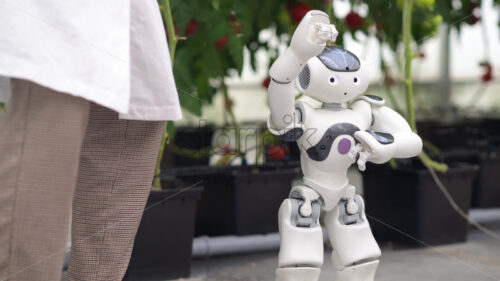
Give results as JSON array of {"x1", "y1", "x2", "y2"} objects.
[{"x1": 338, "y1": 138, "x2": 352, "y2": 155}]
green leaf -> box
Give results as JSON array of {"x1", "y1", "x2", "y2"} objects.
[
  {"x1": 178, "y1": 90, "x2": 203, "y2": 116},
  {"x1": 173, "y1": 48, "x2": 193, "y2": 85},
  {"x1": 249, "y1": 50, "x2": 257, "y2": 72},
  {"x1": 196, "y1": 11, "x2": 229, "y2": 44},
  {"x1": 169, "y1": 0, "x2": 194, "y2": 32},
  {"x1": 194, "y1": 73, "x2": 211, "y2": 101},
  {"x1": 199, "y1": 46, "x2": 220, "y2": 78},
  {"x1": 228, "y1": 32, "x2": 244, "y2": 74}
]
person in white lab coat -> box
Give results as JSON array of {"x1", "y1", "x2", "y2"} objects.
[{"x1": 0, "y1": 0, "x2": 182, "y2": 280}]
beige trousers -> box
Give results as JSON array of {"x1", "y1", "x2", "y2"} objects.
[{"x1": 0, "y1": 80, "x2": 165, "y2": 281}]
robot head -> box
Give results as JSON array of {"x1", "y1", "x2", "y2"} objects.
[{"x1": 296, "y1": 46, "x2": 369, "y2": 103}]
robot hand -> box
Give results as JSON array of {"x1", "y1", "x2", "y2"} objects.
[
  {"x1": 289, "y1": 10, "x2": 338, "y2": 61},
  {"x1": 349, "y1": 143, "x2": 371, "y2": 171},
  {"x1": 354, "y1": 131, "x2": 396, "y2": 165},
  {"x1": 314, "y1": 23, "x2": 338, "y2": 44},
  {"x1": 357, "y1": 150, "x2": 372, "y2": 171}
]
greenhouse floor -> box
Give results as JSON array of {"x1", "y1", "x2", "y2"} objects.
[{"x1": 182, "y1": 209, "x2": 500, "y2": 281}]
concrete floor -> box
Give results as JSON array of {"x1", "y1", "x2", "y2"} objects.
[{"x1": 180, "y1": 209, "x2": 500, "y2": 281}]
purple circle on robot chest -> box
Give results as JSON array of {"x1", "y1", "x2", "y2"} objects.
[{"x1": 338, "y1": 138, "x2": 351, "y2": 155}]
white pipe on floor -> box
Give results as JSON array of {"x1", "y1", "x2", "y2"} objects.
[
  {"x1": 192, "y1": 229, "x2": 329, "y2": 259},
  {"x1": 192, "y1": 233, "x2": 281, "y2": 258}
]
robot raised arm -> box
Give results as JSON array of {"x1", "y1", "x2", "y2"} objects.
[
  {"x1": 268, "y1": 10, "x2": 337, "y2": 132},
  {"x1": 352, "y1": 95, "x2": 423, "y2": 165}
]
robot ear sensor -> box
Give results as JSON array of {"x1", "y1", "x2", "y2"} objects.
[{"x1": 296, "y1": 64, "x2": 311, "y2": 93}]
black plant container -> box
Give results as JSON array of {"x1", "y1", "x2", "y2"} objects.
[
  {"x1": 437, "y1": 149, "x2": 500, "y2": 208},
  {"x1": 124, "y1": 187, "x2": 203, "y2": 281},
  {"x1": 162, "y1": 126, "x2": 215, "y2": 168},
  {"x1": 363, "y1": 161, "x2": 478, "y2": 246},
  {"x1": 472, "y1": 152, "x2": 500, "y2": 207},
  {"x1": 163, "y1": 162, "x2": 301, "y2": 236}
]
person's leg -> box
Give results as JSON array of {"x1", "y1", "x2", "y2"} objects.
[
  {"x1": 0, "y1": 79, "x2": 90, "y2": 281},
  {"x1": 66, "y1": 104, "x2": 165, "y2": 281}
]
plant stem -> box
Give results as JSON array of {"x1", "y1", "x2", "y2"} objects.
[
  {"x1": 403, "y1": 0, "x2": 416, "y2": 132},
  {"x1": 422, "y1": 139, "x2": 441, "y2": 155},
  {"x1": 167, "y1": 143, "x2": 213, "y2": 159},
  {"x1": 153, "y1": 124, "x2": 169, "y2": 190},
  {"x1": 402, "y1": 0, "x2": 447, "y2": 173},
  {"x1": 221, "y1": 79, "x2": 241, "y2": 154},
  {"x1": 153, "y1": 0, "x2": 177, "y2": 190},
  {"x1": 380, "y1": 48, "x2": 403, "y2": 114},
  {"x1": 419, "y1": 152, "x2": 448, "y2": 172},
  {"x1": 162, "y1": 0, "x2": 177, "y2": 61},
  {"x1": 255, "y1": 145, "x2": 263, "y2": 164},
  {"x1": 214, "y1": 49, "x2": 242, "y2": 157}
]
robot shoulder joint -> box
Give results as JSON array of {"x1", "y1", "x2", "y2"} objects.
[{"x1": 353, "y1": 95, "x2": 385, "y2": 107}]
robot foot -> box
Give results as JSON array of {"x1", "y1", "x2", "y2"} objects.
[
  {"x1": 333, "y1": 260, "x2": 379, "y2": 281},
  {"x1": 276, "y1": 267, "x2": 321, "y2": 281}
]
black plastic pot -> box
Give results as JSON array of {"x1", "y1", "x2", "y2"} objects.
[
  {"x1": 475, "y1": 118, "x2": 500, "y2": 141},
  {"x1": 162, "y1": 126, "x2": 214, "y2": 168},
  {"x1": 472, "y1": 152, "x2": 500, "y2": 207},
  {"x1": 363, "y1": 161, "x2": 478, "y2": 246},
  {"x1": 437, "y1": 149, "x2": 500, "y2": 208},
  {"x1": 163, "y1": 162, "x2": 301, "y2": 236},
  {"x1": 124, "y1": 187, "x2": 203, "y2": 281},
  {"x1": 417, "y1": 118, "x2": 500, "y2": 209}
]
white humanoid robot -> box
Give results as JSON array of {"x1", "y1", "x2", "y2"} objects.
[{"x1": 267, "y1": 10, "x2": 423, "y2": 281}]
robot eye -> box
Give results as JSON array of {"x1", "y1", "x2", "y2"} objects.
[
  {"x1": 328, "y1": 75, "x2": 339, "y2": 86},
  {"x1": 353, "y1": 76, "x2": 360, "y2": 85}
]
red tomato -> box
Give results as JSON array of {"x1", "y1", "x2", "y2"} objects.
[
  {"x1": 482, "y1": 73, "x2": 493, "y2": 82},
  {"x1": 214, "y1": 35, "x2": 228, "y2": 48},
  {"x1": 345, "y1": 11, "x2": 363, "y2": 30},
  {"x1": 221, "y1": 145, "x2": 232, "y2": 155},
  {"x1": 185, "y1": 20, "x2": 198, "y2": 36},
  {"x1": 266, "y1": 145, "x2": 286, "y2": 161},
  {"x1": 467, "y1": 15, "x2": 480, "y2": 25},
  {"x1": 232, "y1": 21, "x2": 242, "y2": 34},
  {"x1": 480, "y1": 61, "x2": 493, "y2": 82},
  {"x1": 262, "y1": 77, "x2": 271, "y2": 88},
  {"x1": 288, "y1": 3, "x2": 312, "y2": 23}
]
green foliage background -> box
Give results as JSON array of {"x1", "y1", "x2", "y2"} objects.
[{"x1": 165, "y1": 0, "x2": 483, "y2": 116}]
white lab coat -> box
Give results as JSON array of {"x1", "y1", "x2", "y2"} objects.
[{"x1": 0, "y1": 0, "x2": 182, "y2": 121}]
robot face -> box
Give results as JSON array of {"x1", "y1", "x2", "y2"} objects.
[{"x1": 296, "y1": 46, "x2": 369, "y2": 103}]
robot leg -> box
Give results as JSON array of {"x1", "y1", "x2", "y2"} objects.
[
  {"x1": 276, "y1": 186, "x2": 323, "y2": 281},
  {"x1": 324, "y1": 191, "x2": 381, "y2": 281}
]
